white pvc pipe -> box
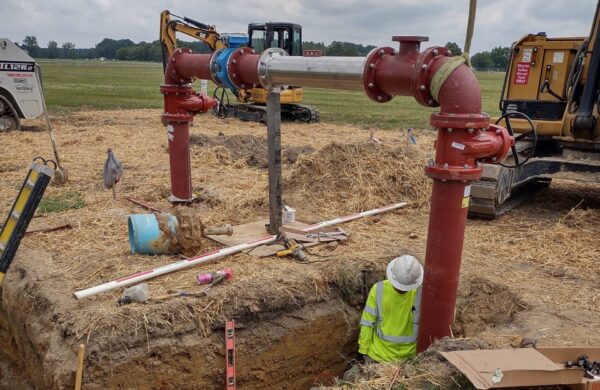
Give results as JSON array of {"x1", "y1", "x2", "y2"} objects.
[
  {"x1": 74, "y1": 202, "x2": 407, "y2": 299},
  {"x1": 302, "y1": 202, "x2": 407, "y2": 231},
  {"x1": 74, "y1": 235, "x2": 277, "y2": 299}
]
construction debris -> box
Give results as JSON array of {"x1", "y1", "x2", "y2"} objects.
[
  {"x1": 197, "y1": 267, "x2": 233, "y2": 285},
  {"x1": 74, "y1": 202, "x2": 407, "y2": 299},
  {"x1": 441, "y1": 347, "x2": 600, "y2": 389},
  {"x1": 118, "y1": 283, "x2": 149, "y2": 306},
  {"x1": 127, "y1": 209, "x2": 233, "y2": 256}
]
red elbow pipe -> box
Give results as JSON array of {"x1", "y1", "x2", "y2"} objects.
[
  {"x1": 164, "y1": 48, "x2": 213, "y2": 84},
  {"x1": 416, "y1": 57, "x2": 513, "y2": 352},
  {"x1": 361, "y1": 37, "x2": 514, "y2": 351},
  {"x1": 161, "y1": 48, "x2": 217, "y2": 202}
]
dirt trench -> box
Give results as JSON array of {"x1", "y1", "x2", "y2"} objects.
[{"x1": 0, "y1": 247, "x2": 365, "y2": 390}]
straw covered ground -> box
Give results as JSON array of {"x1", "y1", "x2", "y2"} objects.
[{"x1": 0, "y1": 109, "x2": 599, "y2": 388}]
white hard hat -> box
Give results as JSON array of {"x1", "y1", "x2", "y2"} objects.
[{"x1": 386, "y1": 255, "x2": 424, "y2": 291}]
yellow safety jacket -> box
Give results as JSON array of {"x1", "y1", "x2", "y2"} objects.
[{"x1": 358, "y1": 280, "x2": 421, "y2": 363}]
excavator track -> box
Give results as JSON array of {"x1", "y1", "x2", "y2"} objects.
[
  {"x1": 284, "y1": 104, "x2": 320, "y2": 123},
  {"x1": 469, "y1": 155, "x2": 600, "y2": 219},
  {"x1": 229, "y1": 103, "x2": 320, "y2": 124},
  {"x1": 468, "y1": 178, "x2": 551, "y2": 219}
]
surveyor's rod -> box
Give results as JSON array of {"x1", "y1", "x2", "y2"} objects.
[{"x1": 73, "y1": 202, "x2": 407, "y2": 299}]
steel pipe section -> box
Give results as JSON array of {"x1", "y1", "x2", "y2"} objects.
[
  {"x1": 259, "y1": 50, "x2": 366, "y2": 91},
  {"x1": 161, "y1": 36, "x2": 515, "y2": 348}
]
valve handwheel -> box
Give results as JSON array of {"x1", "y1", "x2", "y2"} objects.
[
  {"x1": 212, "y1": 87, "x2": 230, "y2": 119},
  {"x1": 495, "y1": 111, "x2": 537, "y2": 168}
]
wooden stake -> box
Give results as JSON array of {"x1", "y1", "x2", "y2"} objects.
[{"x1": 74, "y1": 343, "x2": 85, "y2": 390}]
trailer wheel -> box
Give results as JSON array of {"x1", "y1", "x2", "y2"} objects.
[{"x1": 0, "y1": 116, "x2": 17, "y2": 132}]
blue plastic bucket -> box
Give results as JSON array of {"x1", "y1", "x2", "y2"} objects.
[{"x1": 128, "y1": 214, "x2": 178, "y2": 255}]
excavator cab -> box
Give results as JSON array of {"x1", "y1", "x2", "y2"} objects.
[
  {"x1": 239, "y1": 22, "x2": 318, "y2": 122},
  {"x1": 248, "y1": 23, "x2": 303, "y2": 56}
]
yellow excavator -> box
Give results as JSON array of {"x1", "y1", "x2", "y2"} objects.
[
  {"x1": 159, "y1": 10, "x2": 319, "y2": 123},
  {"x1": 468, "y1": 2, "x2": 600, "y2": 218}
]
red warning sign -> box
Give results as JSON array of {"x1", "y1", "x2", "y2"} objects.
[{"x1": 514, "y1": 62, "x2": 531, "y2": 85}]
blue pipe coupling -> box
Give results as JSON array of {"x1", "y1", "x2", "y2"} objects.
[{"x1": 128, "y1": 214, "x2": 178, "y2": 255}]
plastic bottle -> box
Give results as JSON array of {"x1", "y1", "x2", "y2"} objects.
[{"x1": 197, "y1": 268, "x2": 233, "y2": 285}]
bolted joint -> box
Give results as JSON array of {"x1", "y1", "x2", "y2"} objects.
[
  {"x1": 411, "y1": 46, "x2": 450, "y2": 108},
  {"x1": 425, "y1": 113, "x2": 514, "y2": 182},
  {"x1": 161, "y1": 86, "x2": 217, "y2": 126},
  {"x1": 362, "y1": 46, "x2": 396, "y2": 103},
  {"x1": 226, "y1": 47, "x2": 261, "y2": 91}
]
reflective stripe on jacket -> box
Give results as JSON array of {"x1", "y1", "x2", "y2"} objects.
[{"x1": 358, "y1": 280, "x2": 421, "y2": 362}]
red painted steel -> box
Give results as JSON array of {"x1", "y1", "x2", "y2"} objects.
[
  {"x1": 164, "y1": 48, "x2": 213, "y2": 84},
  {"x1": 161, "y1": 37, "x2": 515, "y2": 349},
  {"x1": 228, "y1": 47, "x2": 260, "y2": 89},
  {"x1": 161, "y1": 51, "x2": 216, "y2": 201},
  {"x1": 416, "y1": 70, "x2": 513, "y2": 351}
]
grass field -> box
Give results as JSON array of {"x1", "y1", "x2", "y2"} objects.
[{"x1": 39, "y1": 59, "x2": 504, "y2": 129}]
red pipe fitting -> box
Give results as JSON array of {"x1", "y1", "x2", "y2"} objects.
[
  {"x1": 164, "y1": 48, "x2": 213, "y2": 84},
  {"x1": 361, "y1": 37, "x2": 515, "y2": 352},
  {"x1": 426, "y1": 119, "x2": 513, "y2": 181},
  {"x1": 161, "y1": 78, "x2": 216, "y2": 202},
  {"x1": 417, "y1": 113, "x2": 514, "y2": 353},
  {"x1": 363, "y1": 36, "x2": 432, "y2": 103},
  {"x1": 227, "y1": 47, "x2": 260, "y2": 90}
]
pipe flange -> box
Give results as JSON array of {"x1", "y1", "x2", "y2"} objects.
[
  {"x1": 363, "y1": 47, "x2": 395, "y2": 103},
  {"x1": 227, "y1": 47, "x2": 257, "y2": 91},
  {"x1": 430, "y1": 112, "x2": 490, "y2": 129},
  {"x1": 413, "y1": 46, "x2": 449, "y2": 107},
  {"x1": 425, "y1": 165, "x2": 483, "y2": 181},
  {"x1": 257, "y1": 48, "x2": 289, "y2": 92},
  {"x1": 168, "y1": 48, "x2": 194, "y2": 83},
  {"x1": 160, "y1": 84, "x2": 193, "y2": 95},
  {"x1": 209, "y1": 48, "x2": 226, "y2": 88}
]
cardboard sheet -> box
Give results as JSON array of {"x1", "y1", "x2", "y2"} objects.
[
  {"x1": 441, "y1": 348, "x2": 600, "y2": 389},
  {"x1": 206, "y1": 218, "x2": 347, "y2": 257}
]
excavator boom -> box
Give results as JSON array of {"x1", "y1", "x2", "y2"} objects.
[{"x1": 159, "y1": 10, "x2": 226, "y2": 71}]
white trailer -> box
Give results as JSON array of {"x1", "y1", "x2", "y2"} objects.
[{"x1": 0, "y1": 38, "x2": 45, "y2": 131}]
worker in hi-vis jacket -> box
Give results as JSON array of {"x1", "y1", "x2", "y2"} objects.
[{"x1": 358, "y1": 255, "x2": 423, "y2": 363}]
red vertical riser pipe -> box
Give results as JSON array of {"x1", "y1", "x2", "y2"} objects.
[
  {"x1": 418, "y1": 178, "x2": 471, "y2": 349},
  {"x1": 227, "y1": 39, "x2": 513, "y2": 350},
  {"x1": 416, "y1": 61, "x2": 512, "y2": 351},
  {"x1": 167, "y1": 122, "x2": 193, "y2": 201},
  {"x1": 161, "y1": 49, "x2": 216, "y2": 202}
]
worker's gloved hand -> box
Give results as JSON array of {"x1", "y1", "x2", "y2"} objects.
[{"x1": 356, "y1": 353, "x2": 366, "y2": 363}]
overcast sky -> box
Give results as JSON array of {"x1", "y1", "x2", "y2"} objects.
[{"x1": 3, "y1": 0, "x2": 596, "y2": 53}]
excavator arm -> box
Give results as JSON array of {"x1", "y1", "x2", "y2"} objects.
[{"x1": 160, "y1": 10, "x2": 226, "y2": 71}]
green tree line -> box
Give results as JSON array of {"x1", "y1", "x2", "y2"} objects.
[{"x1": 18, "y1": 36, "x2": 511, "y2": 71}]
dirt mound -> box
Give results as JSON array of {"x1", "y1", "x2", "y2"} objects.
[
  {"x1": 190, "y1": 133, "x2": 314, "y2": 168},
  {"x1": 283, "y1": 142, "x2": 431, "y2": 215},
  {"x1": 454, "y1": 278, "x2": 528, "y2": 336},
  {"x1": 328, "y1": 337, "x2": 493, "y2": 390}
]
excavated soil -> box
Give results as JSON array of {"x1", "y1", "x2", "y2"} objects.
[
  {"x1": 189, "y1": 133, "x2": 314, "y2": 168},
  {"x1": 0, "y1": 109, "x2": 599, "y2": 389},
  {"x1": 454, "y1": 278, "x2": 528, "y2": 337}
]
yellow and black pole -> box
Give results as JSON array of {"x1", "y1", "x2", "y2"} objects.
[{"x1": 0, "y1": 158, "x2": 54, "y2": 283}]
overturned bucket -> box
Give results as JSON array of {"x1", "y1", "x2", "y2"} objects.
[{"x1": 128, "y1": 214, "x2": 178, "y2": 255}]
